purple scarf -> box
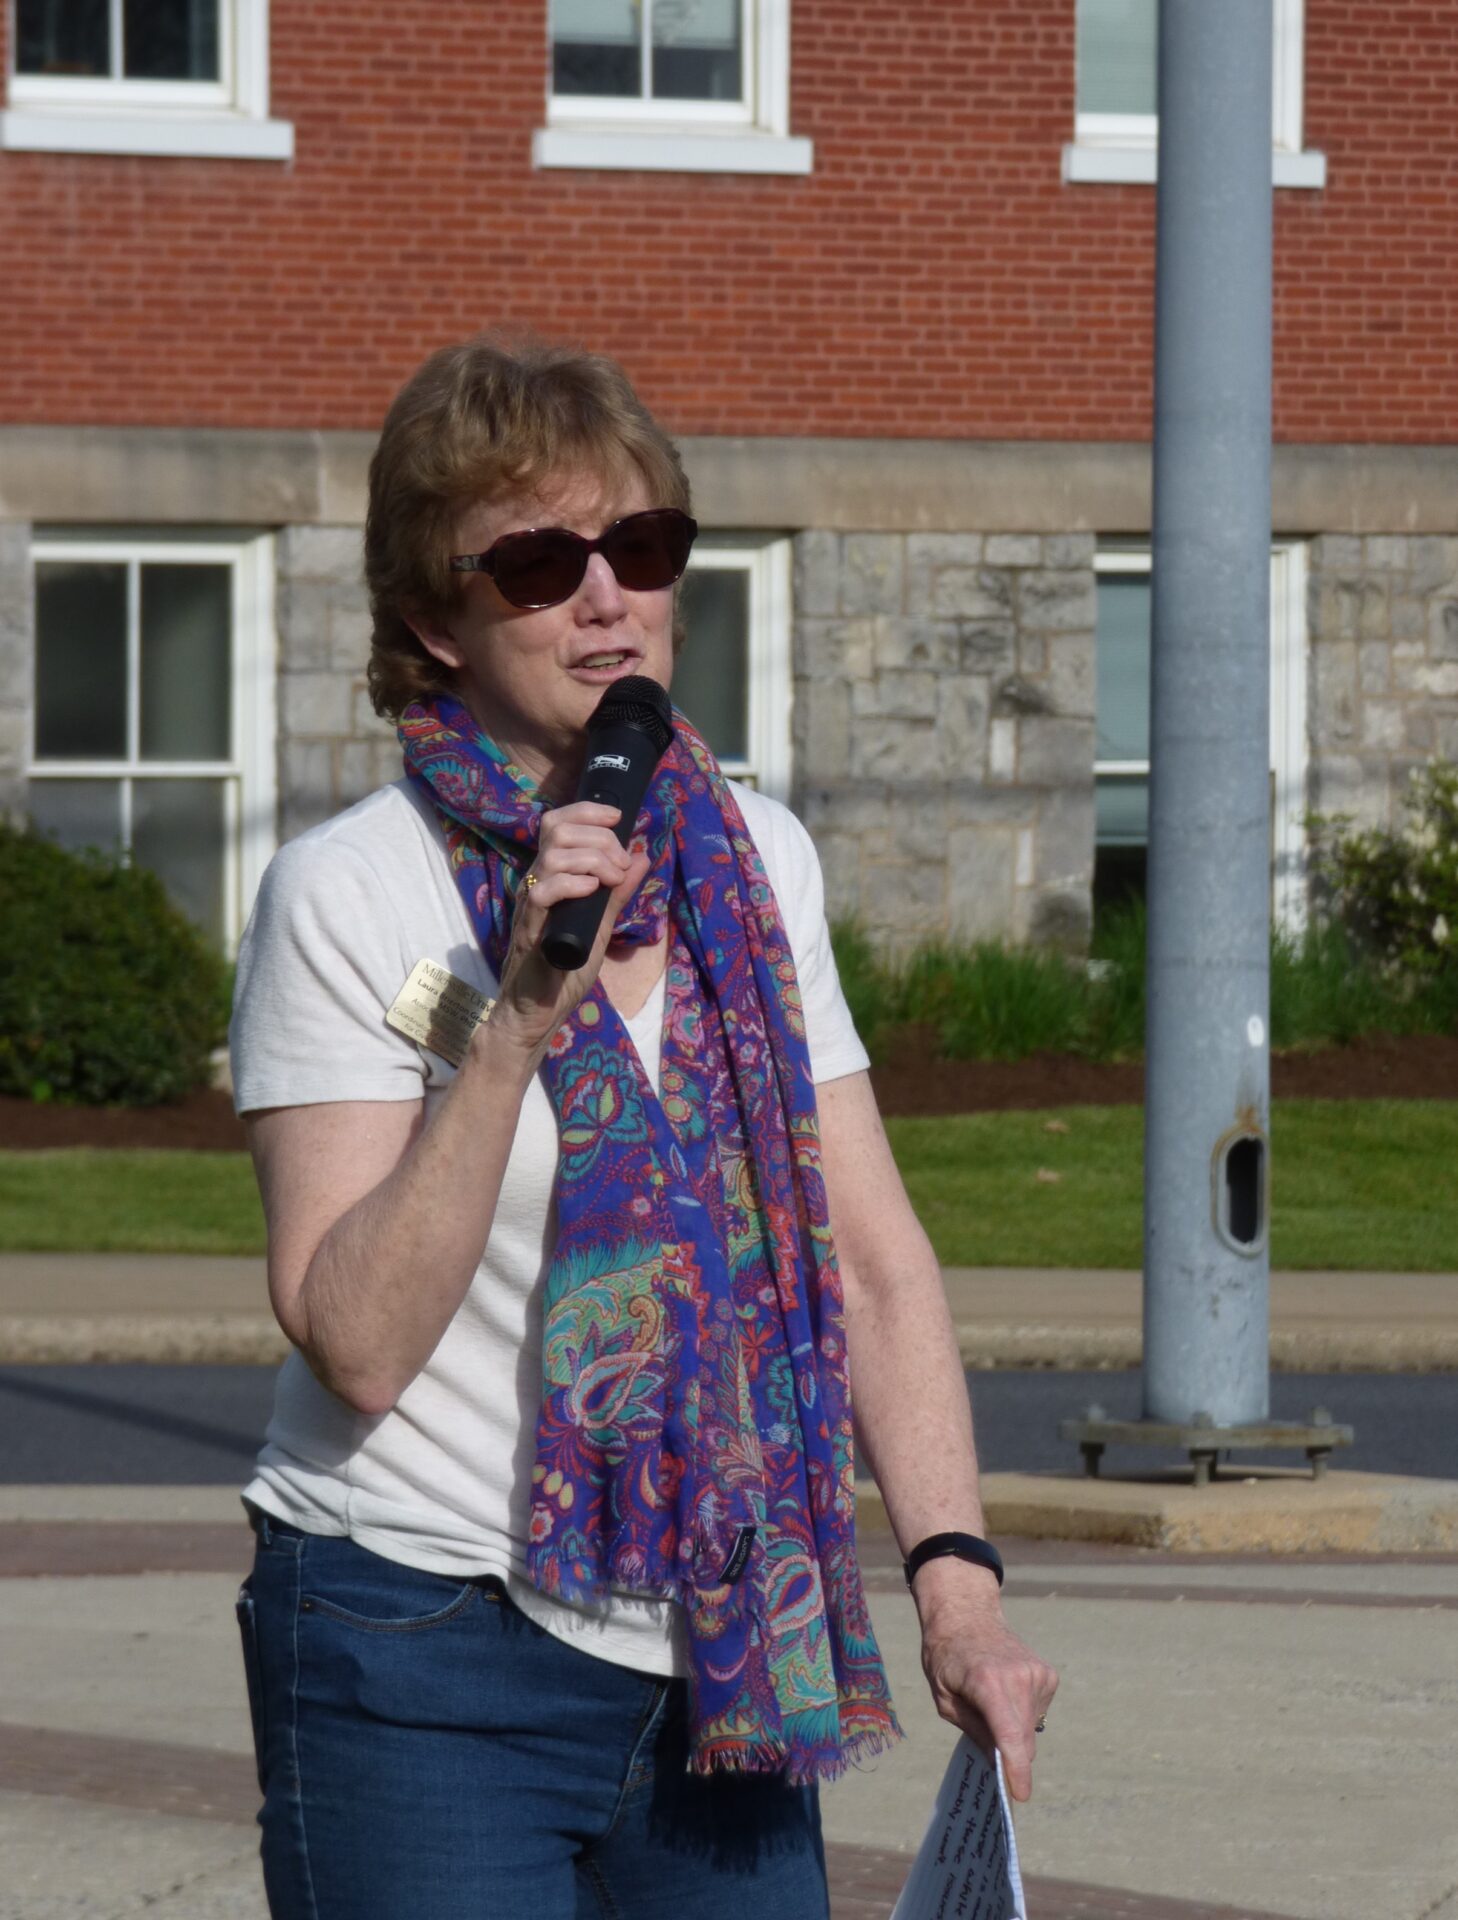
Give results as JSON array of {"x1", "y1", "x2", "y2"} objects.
[{"x1": 400, "y1": 694, "x2": 899, "y2": 1781}]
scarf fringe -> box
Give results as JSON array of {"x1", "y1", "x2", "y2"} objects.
[{"x1": 688, "y1": 1718, "x2": 904, "y2": 1787}]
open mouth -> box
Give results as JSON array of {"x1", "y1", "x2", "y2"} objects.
[{"x1": 575, "y1": 651, "x2": 636, "y2": 671}]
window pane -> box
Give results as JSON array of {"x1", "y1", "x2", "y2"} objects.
[
  {"x1": 16, "y1": 0, "x2": 111, "y2": 76},
  {"x1": 1096, "y1": 775, "x2": 1149, "y2": 847},
  {"x1": 140, "y1": 564, "x2": 232, "y2": 762},
  {"x1": 552, "y1": 0, "x2": 642, "y2": 97},
  {"x1": 34, "y1": 562, "x2": 129, "y2": 761},
  {"x1": 123, "y1": 0, "x2": 220, "y2": 80},
  {"x1": 673, "y1": 568, "x2": 750, "y2": 763},
  {"x1": 1095, "y1": 574, "x2": 1151, "y2": 764},
  {"x1": 653, "y1": 0, "x2": 743, "y2": 103},
  {"x1": 1077, "y1": 0, "x2": 1157, "y2": 116},
  {"x1": 132, "y1": 777, "x2": 227, "y2": 944},
  {"x1": 29, "y1": 778, "x2": 125, "y2": 856}
]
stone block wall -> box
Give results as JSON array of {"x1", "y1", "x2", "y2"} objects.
[
  {"x1": 0, "y1": 525, "x2": 33, "y2": 826},
  {"x1": 1307, "y1": 534, "x2": 1458, "y2": 832},
  {"x1": 792, "y1": 532, "x2": 1097, "y2": 957},
  {"x1": 275, "y1": 525, "x2": 400, "y2": 839}
]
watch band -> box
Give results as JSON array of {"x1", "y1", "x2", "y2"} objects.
[{"x1": 903, "y1": 1530, "x2": 1005, "y2": 1590}]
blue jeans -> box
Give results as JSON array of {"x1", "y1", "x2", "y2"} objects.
[{"x1": 235, "y1": 1511, "x2": 830, "y2": 1919}]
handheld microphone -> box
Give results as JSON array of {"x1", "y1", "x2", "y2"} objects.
[{"x1": 541, "y1": 675, "x2": 675, "y2": 971}]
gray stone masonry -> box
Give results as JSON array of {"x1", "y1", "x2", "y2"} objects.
[
  {"x1": 1307, "y1": 534, "x2": 1458, "y2": 834},
  {"x1": 0, "y1": 525, "x2": 33, "y2": 826},
  {"x1": 792, "y1": 532, "x2": 1096, "y2": 958},
  {"x1": 275, "y1": 526, "x2": 399, "y2": 838}
]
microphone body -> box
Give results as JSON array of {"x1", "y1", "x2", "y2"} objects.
[{"x1": 541, "y1": 677, "x2": 674, "y2": 971}]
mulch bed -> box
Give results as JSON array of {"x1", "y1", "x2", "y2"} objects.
[
  {"x1": 869, "y1": 1026, "x2": 1458, "y2": 1116},
  {"x1": 0, "y1": 1028, "x2": 1454, "y2": 1149}
]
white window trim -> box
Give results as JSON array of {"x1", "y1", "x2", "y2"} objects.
[
  {"x1": 28, "y1": 533, "x2": 278, "y2": 952},
  {"x1": 1065, "y1": 0, "x2": 1325, "y2": 190},
  {"x1": 2, "y1": 1, "x2": 293, "y2": 161},
  {"x1": 535, "y1": 0, "x2": 810, "y2": 176},
  {"x1": 684, "y1": 536, "x2": 792, "y2": 802},
  {"x1": 1094, "y1": 544, "x2": 1310, "y2": 931}
]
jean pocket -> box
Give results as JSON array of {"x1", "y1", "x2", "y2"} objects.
[
  {"x1": 234, "y1": 1578, "x2": 268, "y2": 1793},
  {"x1": 298, "y1": 1542, "x2": 487, "y2": 1633}
]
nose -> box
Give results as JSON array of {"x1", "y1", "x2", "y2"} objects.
[{"x1": 577, "y1": 550, "x2": 628, "y2": 620}]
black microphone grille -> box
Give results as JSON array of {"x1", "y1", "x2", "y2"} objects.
[{"x1": 588, "y1": 675, "x2": 674, "y2": 753}]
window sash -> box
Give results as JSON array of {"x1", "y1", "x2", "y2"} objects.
[
  {"x1": 551, "y1": 0, "x2": 751, "y2": 112},
  {"x1": 1074, "y1": 0, "x2": 1307, "y2": 155},
  {"x1": 547, "y1": 0, "x2": 795, "y2": 136},
  {"x1": 1093, "y1": 546, "x2": 1310, "y2": 928},
  {"x1": 8, "y1": 0, "x2": 261, "y2": 118},
  {"x1": 679, "y1": 537, "x2": 791, "y2": 801},
  {"x1": 29, "y1": 535, "x2": 276, "y2": 951}
]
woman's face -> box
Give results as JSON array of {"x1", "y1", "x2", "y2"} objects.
[{"x1": 409, "y1": 468, "x2": 676, "y2": 799}]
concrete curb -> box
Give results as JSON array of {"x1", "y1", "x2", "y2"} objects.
[
  {"x1": 3, "y1": 1315, "x2": 1456, "y2": 1369},
  {"x1": 0, "y1": 1316, "x2": 288, "y2": 1366},
  {"x1": 953, "y1": 1325, "x2": 1458, "y2": 1373},
  {"x1": 856, "y1": 1468, "x2": 1458, "y2": 1552}
]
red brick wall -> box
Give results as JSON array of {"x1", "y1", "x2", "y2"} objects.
[{"x1": 1, "y1": 1, "x2": 1453, "y2": 442}]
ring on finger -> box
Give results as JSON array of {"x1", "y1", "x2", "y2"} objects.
[
  {"x1": 1034, "y1": 1715, "x2": 1048, "y2": 1734},
  {"x1": 521, "y1": 871, "x2": 539, "y2": 893}
]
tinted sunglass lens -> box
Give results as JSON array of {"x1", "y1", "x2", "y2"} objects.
[
  {"x1": 605, "y1": 512, "x2": 695, "y2": 590},
  {"x1": 492, "y1": 530, "x2": 586, "y2": 608}
]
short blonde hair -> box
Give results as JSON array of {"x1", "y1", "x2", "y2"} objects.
[{"x1": 365, "y1": 336, "x2": 692, "y2": 719}]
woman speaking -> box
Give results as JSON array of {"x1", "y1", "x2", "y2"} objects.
[{"x1": 231, "y1": 336, "x2": 1056, "y2": 1918}]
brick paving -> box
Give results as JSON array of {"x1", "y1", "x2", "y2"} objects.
[
  {"x1": 0, "y1": 1722, "x2": 255, "y2": 1824},
  {"x1": 0, "y1": 1722, "x2": 1303, "y2": 1920},
  {"x1": 0, "y1": 1520, "x2": 250, "y2": 1578},
  {"x1": 1, "y1": 1518, "x2": 1448, "y2": 1917}
]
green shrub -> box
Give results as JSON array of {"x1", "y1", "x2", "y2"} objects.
[
  {"x1": 832, "y1": 872, "x2": 1455, "y2": 1068},
  {"x1": 828, "y1": 919, "x2": 900, "y2": 1061},
  {"x1": 0, "y1": 824, "x2": 228, "y2": 1106},
  {"x1": 902, "y1": 940, "x2": 1092, "y2": 1061},
  {"x1": 1310, "y1": 760, "x2": 1458, "y2": 981},
  {"x1": 1086, "y1": 898, "x2": 1148, "y2": 1059}
]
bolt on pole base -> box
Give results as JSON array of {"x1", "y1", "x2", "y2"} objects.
[{"x1": 1059, "y1": 1406, "x2": 1353, "y2": 1487}]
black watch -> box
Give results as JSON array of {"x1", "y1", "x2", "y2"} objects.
[{"x1": 903, "y1": 1531, "x2": 1005, "y2": 1590}]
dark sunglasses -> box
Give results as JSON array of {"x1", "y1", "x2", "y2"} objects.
[{"x1": 449, "y1": 507, "x2": 698, "y2": 610}]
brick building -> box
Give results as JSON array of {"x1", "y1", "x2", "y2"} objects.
[{"x1": 2, "y1": 0, "x2": 1455, "y2": 956}]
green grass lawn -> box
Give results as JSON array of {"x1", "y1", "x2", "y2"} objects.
[
  {"x1": 888, "y1": 1100, "x2": 1458, "y2": 1270},
  {"x1": 0, "y1": 1150, "x2": 267, "y2": 1256},
  {"x1": 0, "y1": 1099, "x2": 1454, "y2": 1268}
]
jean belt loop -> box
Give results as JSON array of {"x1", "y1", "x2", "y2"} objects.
[{"x1": 242, "y1": 1497, "x2": 272, "y2": 1547}]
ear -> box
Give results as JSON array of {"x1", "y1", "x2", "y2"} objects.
[{"x1": 402, "y1": 609, "x2": 465, "y2": 673}]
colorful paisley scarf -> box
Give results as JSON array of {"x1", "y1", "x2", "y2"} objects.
[{"x1": 399, "y1": 693, "x2": 900, "y2": 1782}]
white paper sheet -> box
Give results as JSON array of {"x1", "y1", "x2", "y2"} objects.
[{"x1": 888, "y1": 1736, "x2": 1027, "y2": 1920}]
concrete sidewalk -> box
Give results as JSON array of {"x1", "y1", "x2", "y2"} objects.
[
  {"x1": 1, "y1": 1484, "x2": 1455, "y2": 1920},
  {"x1": 3, "y1": 1252, "x2": 1456, "y2": 1368}
]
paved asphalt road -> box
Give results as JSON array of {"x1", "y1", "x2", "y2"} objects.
[{"x1": 0, "y1": 1363, "x2": 1453, "y2": 1483}]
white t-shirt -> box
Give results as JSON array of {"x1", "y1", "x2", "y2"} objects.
[{"x1": 232, "y1": 777, "x2": 869, "y2": 1677}]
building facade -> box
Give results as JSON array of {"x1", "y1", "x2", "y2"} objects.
[{"x1": 2, "y1": 0, "x2": 1456, "y2": 956}]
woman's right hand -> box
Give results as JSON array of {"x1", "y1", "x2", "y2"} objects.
[{"x1": 483, "y1": 802, "x2": 650, "y2": 1066}]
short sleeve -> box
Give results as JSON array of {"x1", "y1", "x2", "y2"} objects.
[
  {"x1": 739, "y1": 791, "x2": 871, "y2": 1087},
  {"x1": 230, "y1": 831, "x2": 425, "y2": 1114}
]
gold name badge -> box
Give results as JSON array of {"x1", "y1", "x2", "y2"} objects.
[{"x1": 385, "y1": 959, "x2": 495, "y2": 1067}]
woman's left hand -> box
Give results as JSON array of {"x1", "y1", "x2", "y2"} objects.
[{"x1": 913, "y1": 1564, "x2": 1059, "y2": 1803}]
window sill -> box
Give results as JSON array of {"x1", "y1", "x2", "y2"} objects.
[
  {"x1": 0, "y1": 109, "x2": 294, "y2": 161},
  {"x1": 532, "y1": 125, "x2": 812, "y2": 175},
  {"x1": 1062, "y1": 143, "x2": 1326, "y2": 190}
]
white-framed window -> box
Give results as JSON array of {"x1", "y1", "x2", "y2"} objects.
[
  {"x1": 1065, "y1": 0, "x2": 1325, "y2": 190},
  {"x1": 27, "y1": 532, "x2": 277, "y2": 952},
  {"x1": 1094, "y1": 544, "x2": 1309, "y2": 929},
  {"x1": 1, "y1": 1, "x2": 293, "y2": 160},
  {"x1": 673, "y1": 534, "x2": 791, "y2": 799},
  {"x1": 533, "y1": 0, "x2": 811, "y2": 176}
]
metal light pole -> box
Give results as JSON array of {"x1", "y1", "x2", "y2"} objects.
[
  {"x1": 1142, "y1": 0, "x2": 1274, "y2": 1429},
  {"x1": 1063, "y1": 0, "x2": 1351, "y2": 1483}
]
